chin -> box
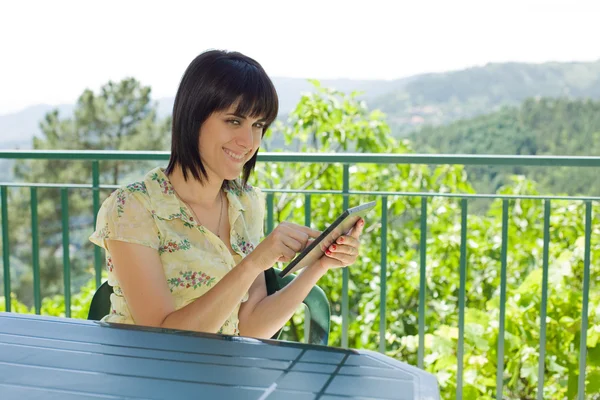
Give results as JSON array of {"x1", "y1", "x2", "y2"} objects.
[{"x1": 222, "y1": 170, "x2": 243, "y2": 182}]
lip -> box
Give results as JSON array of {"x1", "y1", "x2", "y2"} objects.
[{"x1": 223, "y1": 148, "x2": 246, "y2": 162}]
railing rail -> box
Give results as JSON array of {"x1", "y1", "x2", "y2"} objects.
[{"x1": 1, "y1": 149, "x2": 600, "y2": 166}]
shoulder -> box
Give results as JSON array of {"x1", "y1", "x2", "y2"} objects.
[
  {"x1": 225, "y1": 180, "x2": 265, "y2": 206},
  {"x1": 108, "y1": 180, "x2": 151, "y2": 203},
  {"x1": 91, "y1": 179, "x2": 160, "y2": 250},
  {"x1": 99, "y1": 180, "x2": 153, "y2": 219},
  {"x1": 102, "y1": 166, "x2": 172, "y2": 213},
  {"x1": 122, "y1": 180, "x2": 152, "y2": 206}
]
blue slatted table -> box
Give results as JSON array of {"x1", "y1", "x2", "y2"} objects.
[{"x1": 0, "y1": 312, "x2": 440, "y2": 399}]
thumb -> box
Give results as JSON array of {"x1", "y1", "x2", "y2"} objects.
[{"x1": 349, "y1": 218, "x2": 365, "y2": 239}]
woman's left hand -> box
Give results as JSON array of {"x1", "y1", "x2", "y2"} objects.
[{"x1": 317, "y1": 218, "x2": 365, "y2": 271}]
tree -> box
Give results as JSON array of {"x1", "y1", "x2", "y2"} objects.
[{"x1": 6, "y1": 78, "x2": 171, "y2": 305}]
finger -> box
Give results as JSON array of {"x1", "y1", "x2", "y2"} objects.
[
  {"x1": 324, "y1": 250, "x2": 355, "y2": 266},
  {"x1": 327, "y1": 243, "x2": 357, "y2": 256},
  {"x1": 286, "y1": 230, "x2": 311, "y2": 250},
  {"x1": 282, "y1": 235, "x2": 303, "y2": 253},
  {"x1": 278, "y1": 223, "x2": 321, "y2": 247},
  {"x1": 335, "y1": 235, "x2": 359, "y2": 248},
  {"x1": 276, "y1": 222, "x2": 320, "y2": 239},
  {"x1": 278, "y1": 246, "x2": 297, "y2": 263},
  {"x1": 293, "y1": 224, "x2": 322, "y2": 238},
  {"x1": 348, "y1": 218, "x2": 365, "y2": 239},
  {"x1": 302, "y1": 238, "x2": 317, "y2": 251},
  {"x1": 284, "y1": 246, "x2": 296, "y2": 260},
  {"x1": 323, "y1": 257, "x2": 344, "y2": 269}
]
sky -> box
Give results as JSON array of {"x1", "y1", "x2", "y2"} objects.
[{"x1": 0, "y1": 0, "x2": 599, "y2": 115}]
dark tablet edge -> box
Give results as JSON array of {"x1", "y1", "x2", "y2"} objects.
[{"x1": 278, "y1": 201, "x2": 376, "y2": 277}]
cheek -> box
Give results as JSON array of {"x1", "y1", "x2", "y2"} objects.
[{"x1": 254, "y1": 132, "x2": 263, "y2": 148}]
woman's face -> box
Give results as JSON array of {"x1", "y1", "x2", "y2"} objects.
[{"x1": 198, "y1": 104, "x2": 266, "y2": 182}]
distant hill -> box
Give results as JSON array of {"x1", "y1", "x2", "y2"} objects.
[
  {"x1": 0, "y1": 104, "x2": 75, "y2": 148},
  {"x1": 373, "y1": 60, "x2": 600, "y2": 135},
  {"x1": 410, "y1": 97, "x2": 600, "y2": 196},
  {"x1": 2, "y1": 59, "x2": 600, "y2": 150},
  {"x1": 0, "y1": 77, "x2": 405, "y2": 149}
]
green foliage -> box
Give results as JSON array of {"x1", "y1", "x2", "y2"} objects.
[
  {"x1": 38, "y1": 277, "x2": 98, "y2": 319},
  {"x1": 0, "y1": 293, "x2": 31, "y2": 313},
  {"x1": 1, "y1": 277, "x2": 97, "y2": 319},
  {"x1": 255, "y1": 83, "x2": 599, "y2": 399},
  {"x1": 399, "y1": 187, "x2": 600, "y2": 399}
]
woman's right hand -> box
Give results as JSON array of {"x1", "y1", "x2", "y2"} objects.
[{"x1": 248, "y1": 222, "x2": 321, "y2": 271}]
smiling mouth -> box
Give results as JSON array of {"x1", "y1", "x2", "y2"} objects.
[{"x1": 223, "y1": 148, "x2": 247, "y2": 161}]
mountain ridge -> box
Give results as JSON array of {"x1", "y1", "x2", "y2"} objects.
[{"x1": 2, "y1": 58, "x2": 600, "y2": 149}]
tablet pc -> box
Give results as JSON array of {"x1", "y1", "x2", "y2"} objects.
[{"x1": 278, "y1": 201, "x2": 376, "y2": 278}]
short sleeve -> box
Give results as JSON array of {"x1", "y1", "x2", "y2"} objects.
[{"x1": 89, "y1": 189, "x2": 160, "y2": 251}]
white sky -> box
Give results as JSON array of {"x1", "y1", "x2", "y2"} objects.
[{"x1": 0, "y1": 0, "x2": 599, "y2": 115}]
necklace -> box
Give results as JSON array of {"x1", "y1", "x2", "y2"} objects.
[{"x1": 180, "y1": 190, "x2": 224, "y2": 238}]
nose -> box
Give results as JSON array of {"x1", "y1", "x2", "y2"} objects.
[{"x1": 236, "y1": 124, "x2": 253, "y2": 150}]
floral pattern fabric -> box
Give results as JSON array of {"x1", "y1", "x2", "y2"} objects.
[{"x1": 89, "y1": 167, "x2": 266, "y2": 336}]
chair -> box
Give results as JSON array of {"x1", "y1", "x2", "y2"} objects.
[{"x1": 88, "y1": 268, "x2": 331, "y2": 345}]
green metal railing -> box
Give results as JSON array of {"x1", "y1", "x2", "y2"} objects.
[{"x1": 0, "y1": 150, "x2": 598, "y2": 400}]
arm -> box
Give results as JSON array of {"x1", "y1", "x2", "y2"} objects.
[
  {"x1": 107, "y1": 239, "x2": 263, "y2": 333},
  {"x1": 106, "y1": 219, "x2": 319, "y2": 333},
  {"x1": 238, "y1": 218, "x2": 365, "y2": 339},
  {"x1": 238, "y1": 263, "x2": 327, "y2": 339},
  {"x1": 108, "y1": 218, "x2": 352, "y2": 335}
]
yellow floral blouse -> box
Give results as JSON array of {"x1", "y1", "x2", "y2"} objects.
[{"x1": 89, "y1": 167, "x2": 266, "y2": 335}]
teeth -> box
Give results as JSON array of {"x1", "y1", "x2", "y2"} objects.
[{"x1": 224, "y1": 149, "x2": 245, "y2": 160}]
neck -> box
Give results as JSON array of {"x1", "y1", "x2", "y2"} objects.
[{"x1": 167, "y1": 165, "x2": 223, "y2": 208}]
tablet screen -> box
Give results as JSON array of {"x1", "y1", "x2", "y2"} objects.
[{"x1": 278, "y1": 201, "x2": 376, "y2": 278}]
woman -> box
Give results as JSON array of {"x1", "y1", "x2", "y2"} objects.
[{"x1": 90, "y1": 49, "x2": 364, "y2": 338}]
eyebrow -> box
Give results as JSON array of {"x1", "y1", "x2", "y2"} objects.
[{"x1": 226, "y1": 113, "x2": 267, "y2": 122}]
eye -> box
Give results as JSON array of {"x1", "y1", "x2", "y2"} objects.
[
  {"x1": 253, "y1": 122, "x2": 265, "y2": 129},
  {"x1": 227, "y1": 119, "x2": 241, "y2": 125}
]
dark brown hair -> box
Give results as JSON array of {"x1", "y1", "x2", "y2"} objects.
[{"x1": 166, "y1": 49, "x2": 279, "y2": 184}]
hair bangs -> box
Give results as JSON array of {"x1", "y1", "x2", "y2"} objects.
[
  {"x1": 212, "y1": 61, "x2": 279, "y2": 125},
  {"x1": 234, "y1": 67, "x2": 279, "y2": 124}
]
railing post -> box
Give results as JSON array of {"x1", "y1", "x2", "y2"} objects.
[
  {"x1": 537, "y1": 200, "x2": 551, "y2": 400},
  {"x1": 577, "y1": 201, "x2": 592, "y2": 400},
  {"x1": 304, "y1": 194, "x2": 311, "y2": 343},
  {"x1": 61, "y1": 188, "x2": 71, "y2": 318},
  {"x1": 92, "y1": 160, "x2": 102, "y2": 288},
  {"x1": 457, "y1": 198, "x2": 468, "y2": 400},
  {"x1": 266, "y1": 193, "x2": 274, "y2": 235},
  {"x1": 1, "y1": 186, "x2": 10, "y2": 312},
  {"x1": 496, "y1": 199, "x2": 509, "y2": 399},
  {"x1": 31, "y1": 187, "x2": 41, "y2": 314},
  {"x1": 341, "y1": 164, "x2": 350, "y2": 348},
  {"x1": 379, "y1": 195, "x2": 388, "y2": 353},
  {"x1": 418, "y1": 196, "x2": 427, "y2": 368}
]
